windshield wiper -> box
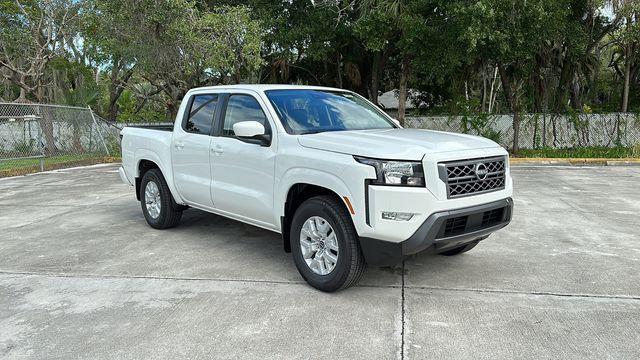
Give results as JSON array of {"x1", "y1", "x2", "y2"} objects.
[{"x1": 298, "y1": 130, "x2": 326, "y2": 135}]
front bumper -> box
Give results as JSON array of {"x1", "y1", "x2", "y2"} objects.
[
  {"x1": 359, "y1": 197, "x2": 513, "y2": 266},
  {"x1": 118, "y1": 166, "x2": 133, "y2": 186}
]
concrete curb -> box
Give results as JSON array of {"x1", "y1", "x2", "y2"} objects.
[{"x1": 510, "y1": 158, "x2": 640, "y2": 166}]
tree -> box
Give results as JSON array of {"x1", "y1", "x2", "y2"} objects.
[
  {"x1": 0, "y1": 0, "x2": 84, "y2": 154},
  {"x1": 358, "y1": 0, "x2": 413, "y2": 125},
  {"x1": 197, "y1": 6, "x2": 264, "y2": 85},
  {"x1": 84, "y1": 0, "x2": 263, "y2": 120},
  {"x1": 610, "y1": 0, "x2": 639, "y2": 112},
  {"x1": 84, "y1": 0, "x2": 139, "y2": 121},
  {"x1": 459, "y1": 0, "x2": 569, "y2": 153},
  {"x1": 354, "y1": 7, "x2": 395, "y2": 105},
  {"x1": 0, "y1": 0, "x2": 80, "y2": 102}
]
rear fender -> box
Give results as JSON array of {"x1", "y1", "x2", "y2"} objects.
[{"x1": 134, "y1": 149, "x2": 185, "y2": 205}]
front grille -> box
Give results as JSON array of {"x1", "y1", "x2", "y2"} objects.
[
  {"x1": 481, "y1": 208, "x2": 505, "y2": 227},
  {"x1": 443, "y1": 216, "x2": 468, "y2": 237},
  {"x1": 439, "y1": 156, "x2": 506, "y2": 198},
  {"x1": 435, "y1": 205, "x2": 509, "y2": 240}
]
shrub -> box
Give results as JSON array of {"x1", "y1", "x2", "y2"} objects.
[{"x1": 12, "y1": 139, "x2": 36, "y2": 155}]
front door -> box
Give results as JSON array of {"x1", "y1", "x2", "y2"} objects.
[
  {"x1": 171, "y1": 93, "x2": 218, "y2": 208},
  {"x1": 209, "y1": 93, "x2": 277, "y2": 227}
]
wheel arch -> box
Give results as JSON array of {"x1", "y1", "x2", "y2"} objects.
[
  {"x1": 135, "y1": 159, "x2": 160, "y2": 201},
  {"x1": 279, "y1": 173, "x2": 356, "y2": 253},
  {"x1": 133, "y1": 151, "x2": 182, "y2": 204}
]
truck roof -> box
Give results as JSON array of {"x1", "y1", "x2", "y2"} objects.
[{"x1": 186, "y1": 84, "x2": 349, "y2": 94}]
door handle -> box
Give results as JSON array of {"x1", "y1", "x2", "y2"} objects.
[
  {"x1": 210, "y1": 145, "x2": 224, "y2": 154},
  {"x1": 174, "y1": 142, "x2": 185, "y2": 150}
]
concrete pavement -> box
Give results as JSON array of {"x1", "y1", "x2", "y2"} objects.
[{"x1": 0, "y1": 164, "x2": 639, "y2": 359}]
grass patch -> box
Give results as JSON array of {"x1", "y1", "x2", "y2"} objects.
[
  {"x1": 515, "y1": 147, "x2": 635, "y2": 158},
  {"x1": 0, "y1": 154, "x2": 120, "y2": 177}
]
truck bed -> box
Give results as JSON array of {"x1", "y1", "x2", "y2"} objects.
[
  {"x1": 120, "y1": 125, "x2": 175, "y2": 187},
  {"x1": 126, "y1": 124, "x2": 174, "y2": 132}
]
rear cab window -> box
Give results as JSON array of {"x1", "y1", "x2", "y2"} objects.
[{"x1": 183, "y1": 94, "x2": 218, "y2": 135}]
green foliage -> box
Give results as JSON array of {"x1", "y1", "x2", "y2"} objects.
[
  {"x1": 354, "y1": 8, "x2": 395, "y2": 51},
  {"x1": 12, "y1": 139, "x2": 35, "y2": 154},
  {"x1": 0, "y1": 0, "x2": 638, "y2": 127},
  {"x1": 454, "y1": 98, "x2": 503, "y2": 143},
  {"x1": 49, "y1": 57, "x2": 100, "y2": 106},
  {"x1": 115, "y1": 90, "x2": 137, "y2": 123},
  {"x1": 197, "y1": 6, "x2": 264, "y2": 82},
  {"x1": 115, "y1": 89, "x2": 166, "y2": 123},
  {"x1": 567, "y1": 108, "x2": 589, "y2": 132},
  {"x1": 518, "y1": 146, "x2": 635, "y2": 158}
]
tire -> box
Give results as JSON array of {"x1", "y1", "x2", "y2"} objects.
[
  {"x1": 438, "y1": 240, "x2": 479, "y2": 256},
  {"x1": 140, "y1": 168, "x2": 182, "y2": 229},
  {"x1": 290, "y1": 195, "x2": 366, "y2": 292}
]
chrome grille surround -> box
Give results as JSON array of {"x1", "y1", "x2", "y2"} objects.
[{"x1": 438, "y1": 156, "x2": 506, "y2": 199}]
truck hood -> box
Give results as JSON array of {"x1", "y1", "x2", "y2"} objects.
[{"x1": 297, "y1": 128, "x2": 501, "y2": 160}]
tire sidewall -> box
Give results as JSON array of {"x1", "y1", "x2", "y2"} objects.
[
  {"x1": 140, "y1": 170, "x2": 170, "y2": 229},
  {"x1": 290, "y1": 198, "x2": 355, "y2": 291}
]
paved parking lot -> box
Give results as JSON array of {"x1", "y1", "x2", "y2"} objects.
[{"x1": 1, "y1": 164, "x2": 639, "y2": 359}]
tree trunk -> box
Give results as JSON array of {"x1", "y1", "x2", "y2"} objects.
[
  {"x1": 488, "y1": 67, "x2": 499, "y2": 113},
  {"x1": 553, "y1": 55, "x2": 574, "y2": 113},
  {"x1": 108, "y1": 64, "x2": 122, "y2": 122},
  {"x1": 234, "y1": 64, "x2": 242, "y2": 84},
  {"x1": 532, "y1": 56, "x2": 545, "y2": 113},
  {"x1": 397, "y1": 54, "x2": 410, "y2": 126},
  {"x1": 166, "y1": 86, "x2": 186, "y2": 122},
  {"x1": 17, "y1": 74, "x2": 27, "y2": 101},
  {"x1": 498, "y1": 64, "x2": 520, "y2": 154},
  {"x1": 336, "y1": 53, "x2": 343, "y2": 88},
  {"x1": 621, "y1": 45, "x2": 631, "y2": 113},
  {"x1": 570, "y1": 73, "x2": 583, "y2": 111},
  {"x1": 370, "y1": 50, "x2": 387, "y2": 106},
  {"x1": 38, "y1": 107, "x2": 58, "y2": 156},
  {"x1": 32, "y1": 80, "x2": 58, "y2": 156},
  {"x1": 107, "y1": 64, "x2": 134, "y2": 122},
  {"x1": 481, "y1": 69, "x2": 487, "y2": 112}
]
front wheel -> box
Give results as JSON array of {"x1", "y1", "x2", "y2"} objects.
[
  {"x1": 140, "y1": 169, "x2": 182, "y2": 229},
  {"x1": 290, "y1": 196, "x2": 366, "y2": 292}
]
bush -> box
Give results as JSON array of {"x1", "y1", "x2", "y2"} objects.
[
  {"x1": 12, "y1": 139, "x2": 36, "y2": 155},
  {"x1": 516, "y1": 146, "x2": 634, "y2": 158},
  {"x1": 632, "y1": 143, "x2": 640, "y2": 158}
]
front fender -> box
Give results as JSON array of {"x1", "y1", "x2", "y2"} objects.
[{"x1": 277, "y1": 167, "x2": 356, "y2": 223}]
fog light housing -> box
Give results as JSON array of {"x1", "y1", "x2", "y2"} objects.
[{"x1": 381, "y1": 212, "x2": 414, "y2": 221}]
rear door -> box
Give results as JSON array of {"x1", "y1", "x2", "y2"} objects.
[
  {"x1": 209, "y1": 92, "x2": 277, "y2": 228},
  {"x1": 171, "y1": 93, "x2": 219, "y2": 208}
]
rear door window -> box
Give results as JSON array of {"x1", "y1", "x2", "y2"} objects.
[{"x1": 183, "y1": 94, "x2": 218, "y2": 135}]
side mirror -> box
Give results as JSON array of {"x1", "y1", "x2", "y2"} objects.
[
  {"x1": 234, "y1": 121, "x2": 265, "y2": 138},
  {"x1": 392, "y1": 118, "x2": 402, "y2": 128},
  {"x1": 232, "y1": 121, "x2": 270, "y2": 146}
]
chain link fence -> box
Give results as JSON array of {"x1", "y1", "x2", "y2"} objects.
[
  {"x1": 3, "y1": 101, "x2": 639, "y2": 177},
  {"x1": 405, "y1": 113, "x2": 640, "y2": 150},
  {"x1": 0, "y1": 103, "x2": 120, "y2": 177}
]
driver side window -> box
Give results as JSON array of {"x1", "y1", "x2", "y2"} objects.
[{"x1": 223, "y1": 95, "x2": 270, "y2": 137}]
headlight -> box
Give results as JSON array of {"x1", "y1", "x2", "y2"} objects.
[{"x1": 355, "y1": 156, "x2": 425, "y2": 187}]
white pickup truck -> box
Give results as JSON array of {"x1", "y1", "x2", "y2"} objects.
[{"x1": 119, "y1": 85, "x2": 513, "y2": 292}]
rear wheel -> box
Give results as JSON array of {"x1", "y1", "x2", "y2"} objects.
[
  {"x1": 140, "y1": 169, "x2": 182, "y2": 229},
  {"x1": 290, "y1": 196, "x2": 366, "y2": 292},
  {"x1": 438, "y1": 240, "x2": 479, "y2": 256}
]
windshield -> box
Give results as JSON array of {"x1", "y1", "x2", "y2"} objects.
[{"x1": 265, "y1": 89, "x2": 396, "y2": 135}]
